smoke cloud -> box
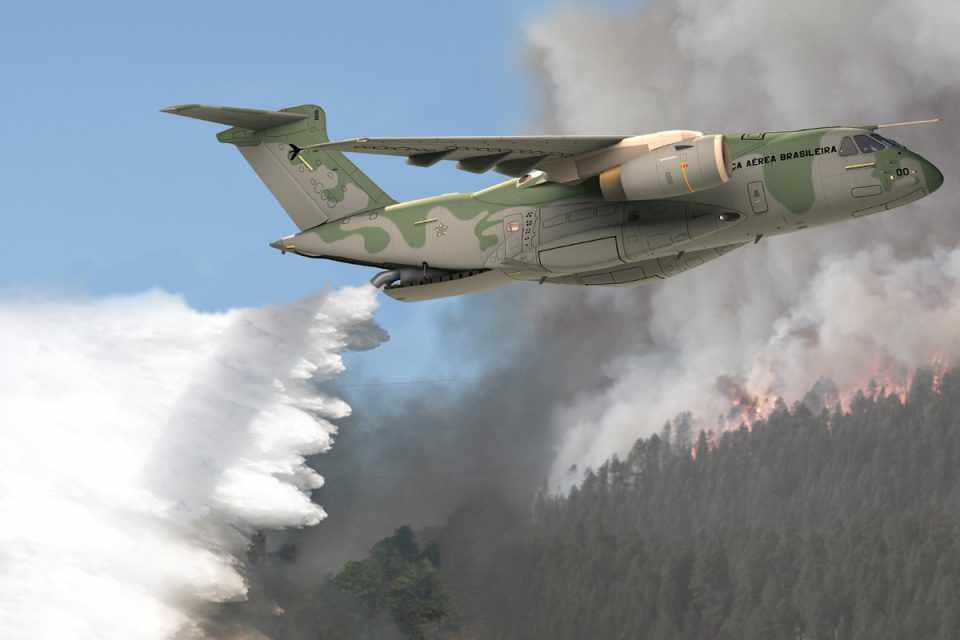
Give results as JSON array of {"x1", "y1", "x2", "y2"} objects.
[
  {"x1": 0, "y1": 286, "x2": 384, "y2": 639},
  {"x1": 254, "y1": 2, "x2": 960, "y2": 576},
  {"x1": 521, "y1": 0, "x2": 960, "y2": 486}
]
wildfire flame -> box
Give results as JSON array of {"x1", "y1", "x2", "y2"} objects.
[
  {"x1": 714, "y1": 375, "x2": 779, "y2": 428},
  {"x1": 713, "y1": 354, "x2": 951, "y2": 433}
]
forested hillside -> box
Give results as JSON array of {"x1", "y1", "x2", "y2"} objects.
[
  {"x1": 226, "y1": 367, "x2": 960, "y2": 639},
  {"x1": 436, "y1": 367, "x2": 960, "y2": 639}
]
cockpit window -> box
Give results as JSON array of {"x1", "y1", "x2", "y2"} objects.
[
  {"x1": 839, "y1": 136, "x2": 858, "y2": 156},
  {"x1": 871, "y1": 133, "x2": 902, "y2": 148},
  {"x1": 854, "y1": 134, "x2": 885, "y2": 153}
]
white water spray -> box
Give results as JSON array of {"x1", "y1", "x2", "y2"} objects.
[{"x1": 0, "y1": 285, "x2": 384, "y2": 639}]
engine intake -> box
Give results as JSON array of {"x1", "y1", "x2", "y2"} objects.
[{"x1": 599, "y1": 134, "x2": 729, "y2": 201}]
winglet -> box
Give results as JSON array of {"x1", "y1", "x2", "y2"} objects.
[{"x1": 161, "y1": 104, "x2": 308, "y2": 131}]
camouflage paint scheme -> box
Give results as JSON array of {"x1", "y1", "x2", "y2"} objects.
[{"x1": 167, "y1": 104, "x2": 944, "y2": 301}]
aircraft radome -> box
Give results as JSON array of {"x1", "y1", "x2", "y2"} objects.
[{"x1": 165, "y1": 104, "x2": 943, "y2": 302}]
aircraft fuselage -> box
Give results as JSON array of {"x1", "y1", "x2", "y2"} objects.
[{"x1": 273, "y1": 126, "x2": 941, "y2": 299}]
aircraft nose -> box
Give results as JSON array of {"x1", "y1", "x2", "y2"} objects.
[{"x1": 922, "y1": 157, "x2": 944, "y2": 193}]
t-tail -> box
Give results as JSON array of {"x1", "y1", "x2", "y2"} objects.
[{"x1": 162, "y1": 104, "x2": 395, "y2": 230}]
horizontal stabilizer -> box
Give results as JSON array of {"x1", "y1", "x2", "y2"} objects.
[{"x1": 161, "y1": 104, "x2": 308, "y2": 131}]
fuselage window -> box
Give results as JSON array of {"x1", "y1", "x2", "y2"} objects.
[
  {"x1": 838, "y1": 136, "x2": 858, "y2": 156},
  {"x1": 871, "y1": 133, "x2": 901, "y2": 148},
  {"x1": 854, "y1": 134, "x2": 885, "y2": 154}
]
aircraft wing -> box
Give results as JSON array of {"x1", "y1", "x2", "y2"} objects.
[{"x1": 298, "y1": 135, "x2": 628, "y2": 176}]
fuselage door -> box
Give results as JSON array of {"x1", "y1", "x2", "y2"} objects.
[{"x1": 824, "y1": 133, "x2": 887, "y2": 216}]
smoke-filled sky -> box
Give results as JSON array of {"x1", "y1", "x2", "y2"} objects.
[
  {"x1": 521, "y1": 0, "x2": 960, "y2": 485},
  {"x1": 292, "y1": 0, "x2": 960, "y2": 572},
  {"x1": 0, "y1": 287, "x2": 384, "y2": 639}
]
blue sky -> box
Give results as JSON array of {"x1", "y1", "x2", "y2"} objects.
[{"x1": 0, "y1": 0, "x2": 627, "y2": 380}]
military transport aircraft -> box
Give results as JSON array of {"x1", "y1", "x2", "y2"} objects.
[{"x1": 165, "y1": 104, "x2": 943, "y2": 302}]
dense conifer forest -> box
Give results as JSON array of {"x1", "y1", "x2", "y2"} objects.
[{"x1": 223, "y1": 366, "x2": 960, "y2": 639}]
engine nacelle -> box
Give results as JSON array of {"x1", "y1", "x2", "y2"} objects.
[{"x1": 599, "y1": 134, "x2": 729, "y2": 201}]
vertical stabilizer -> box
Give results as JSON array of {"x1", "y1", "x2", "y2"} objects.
[{"x1": 163, "y1": 104, "x2": 395, "y2": 230}]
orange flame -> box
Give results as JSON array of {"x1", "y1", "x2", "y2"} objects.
[
  {"x1": 714, "y1": 375, "x2": 779, "y2": 429},
  {"x1": 715, "y1": 355, "x2": 952, "y2": 432}
]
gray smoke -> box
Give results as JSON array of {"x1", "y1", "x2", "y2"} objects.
[
  {"x1": 523, "y1": 0, "x2": 960, "y2": 486},
  {"x1": 273, "y1": 0, "x2": 960, "y2": 577}
]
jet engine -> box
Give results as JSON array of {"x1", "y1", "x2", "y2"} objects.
[{"x1": 599, "y1": 135, "x2": 729, "y2": 201}]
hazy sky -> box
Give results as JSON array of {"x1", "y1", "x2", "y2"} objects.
[{"x1": 0, "y1": 0, "x2": 627, "y2": 379}]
